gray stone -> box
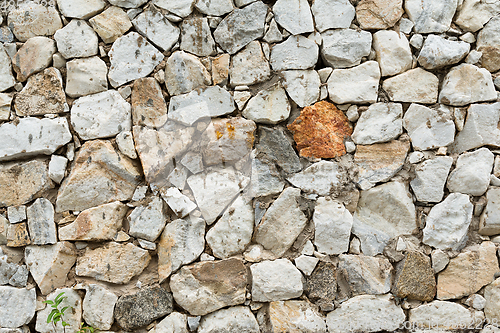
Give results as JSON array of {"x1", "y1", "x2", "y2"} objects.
[
  {"x1": 230, "y1": 41, "x2": 270, "y2": 87},
  {"x1": 476, "y1": 16, "x2": 500, "y2": 72},
  {"x1": 405, "y1": 0, "x2": 458, "y2": 33},
  {"x1": 273, "y1": 0, "x2": 314, "y2": 35},
  {"x1": 7, "y1": 206, "x2": 26, "y2": 224},
  {"x1": 270, "y1": 35, "x2": 319, "y2": 71},
  {"x1": 455, "y1": 0, "x2": 500, "y2": 32},
  {"x1": 180, "y1": 17, "x2": 215, "y2": 57},
  {"x1": 304, "y1": 261, "x2": 336, "y2": 310},
  {"x1": 383, "y1": 68, "x2": 439, "y2": 104},
  {"x1": 195, "y1": 0, "x2": 233, "y2": 16},
  {"x1": 8, "y1": 266, "x2": 28, "y2": 288},
  {"x1": 263, "y1": 19, "x2": 283, "y2": 44},
  {"x1": 411, "y1": 157, "x2": 453, "y2": 203},
  {"x1": 373, "y1": 30, "x2": 412, "y2": 77},
  {"x1": 0, "y1": 45, "x2": 15, "y2": 92},
  {"x1": 314, "y1": 198, "x2": 352, "y2": 255},
  {"x1": 26, "y1": 198, "x2": 56, "y2": 245},
  {"x1": 65, "y1": 56, "x2": 108, "y2": 98},
  {"x1": 321, "y1": 29, "x2": 372, "y2": 69},
  {"x1": 153, "y1": 0, "x2": 195, "y2": 18},
  {"x1": 255, "y1": 127, "x2": 302, "y2": 174},
  {"x1": 312, "y1": 0, "x2": 355, "y2": 32},
  {"x1": 83, "y1": 284, "x2": 118, "y2": 331},
  {"x1": 282, "y1": 70, "x2": 320, "y2": 107},
  {"x1": 164, "y1": 51, "x2": 211, "y2": 96},
  {"x1": 431, "y1": 249, "x2": 449, "y2": 273},
  {"x1": 116, "y1": 131, "x2": 137, "y2": 159},
  {"x1": 480, "y1": 188, "x2": 500, "y2": 235},
  {"x1": 56, "y1": 0, "x2": 106, "y2": 19},
  {"x1": 108, "y1": 0, "x2": 147, "y2": 8},
  {"x1": 161, "y1": 187, "x2": 196, "y2": 218},
  {"x1": 287, "y1": 161, "x2": 348, "y2": 196},
  {"x1": 447, "y1": 148, "x2": 494, "y2": 196},
  {"x1": 352, "y1": 103, "x2": 403, "y2": 145},
  {"x1": 418, "y1": 35, "x2": 470, "y2": 70},
  {"x1": 128, "y1": 196, "x2": 167, "y2": 241},
  {"x1": 198, "y1": 306, "x2": 259, "y2": 333},
  {"x1": 243, "y1": 83, "x2": 290, "y2": 124},
  {"x1": 250, "y1": 154, "x2": 285, "y2": 198},
  {"x1": 250, "y1": 259, "x2": 303, "y2": 302},
  {"x1": 7, "y1": 3, "x2": 62, "y2": 42},
  {"x1": 12, "y1": 36, "x2": 57, "y2": 82},
  {"x1": 155, "y1": 312, "x2": 188, "y2": 333},
  {"x1": 54, "y1": 20, "x2": 98, "y2": 59},
  {"x1": 133, "y1": 7, "x2": 180, "y2": 52},
  {"x1": 327, "y1": 61, "x2": 380, "y2": 104}
]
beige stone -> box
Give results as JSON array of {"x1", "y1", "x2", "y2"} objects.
[
  {"x1": 212, "y1": 54, "x2": 230, "y2": 86},
  {"x1": 7, "y1": 3, "x2": 62, "y2": 42},
  {"x1": 131, "y1": 77, "x2": 168, "y2": 128},
  {"x1": 6, "y1": 223, "x2": 31, "y2": 247},
  {"x1": 484, "y1": 277, "x2": 500, "y2": 325},
  {"x1": 356, "y1": 0, "x2": 404, "y2": 29},
  {"x1": 12, "y1": 37, "x2": 57, "y2": 82},
  {"x1": 268, "y1": 300, "x2": 327, "y2": 332},
  {"x1": 0, "y1": 93, "x2": 12, "y2": 120},
  {"x1": 89, "y1": 6, "x2": 132, "y2": 44}
]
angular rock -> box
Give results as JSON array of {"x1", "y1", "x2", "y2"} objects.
[
  {"x1": 211, "y1": 54, "x2": 230, "y2": 85},
  {"x1": 408, "y1": 301, "x2": 474, "y2": 330},
  {"x1": 422, "y1": 193, "x2": 473, "y2": 251},
  {"x1": 447, "y1": 148, "x2": 494, "y2": 196},
  {"x1": 0, "y1": 93, "x2": 11, "y2": 120},
  {"x1": 59, "y1": 202, "x2": 127, "y2": 241},
  {"x1": 89, "y1": 6, "x2": 132, "y2": 44},
  {"x1": 405, "y1": 0, "x2": 458, "y2": 33},
  {"x1": 6, "y1": 223, "x2": 30, "y2": 247},
  {"x1": 128, "y1": 196, "x2": 167, "y2": 241},
  {"x1": 195, "y1": 0, "x2": 233, "y2": 16},
  {"x1": 432, "y1": 249, "x2": 450, "y2": 274},
  {"x1": 155, "y1": 312, "x2": 188, "y2": 333},
  {"x1": 12, "y1": 36, "x2": 56, "y2": 82},
  {"x1": 455, "y1": 0, "x2": 500, "y2": 32},
  {"x1": 132, "y1": 7, "x2": 180, "y2": 52},
  {"x1": 287, "y1": 161, "x2": 348, "y2": 196},
  {"x1": 477, "y1": 16, "x2": 500, "y2": 72},
  {"x1": 71, "y1": 90, "x2": 131, "y2": 140},
  {"x1": 0, "y1": 117, "x2": 71, "y2": 162},
  {"x1": 418, "y1": 35, "x2": 470, "y2": 70},
  {"x1": 270, "y1": 35, "x2": 319, "y2": 71},
  {"x1": 54, "y1": 20, "x2": 98, "y2": 59},
  {"x1": 356, "y1": 0, "x2": 403, "y2": 30},
  {"x1": 294, "y1": 255, "x2": 319, "y2": 276},
  {"x1": 243, "y1": 83, "x2": 290, "y2": 124},
  {"x1": 288, "y1": 101, "x2": 352, "y2": 158},
  {"x1": 352, "y1": 103, "x2": 402, "y2": 145},
  {"x1": 373, "y1": 30, "x2": 412, "y2": 77},
  {"x1": 480, "y1": 188, "x2": 500, "y2": 235},
  {"x1": 0, "y1": 45, "x2": 15, "y2": 92},
  {"x1": 230, "y1": 41, "x2": 270, "y2": 87},
  {"x1": 179, "y1": 17, "x2": 214, "y2": 57},
  {"x1": 153, "y1": 0, "x2": 195, "y2": 18},
  {"x1": 65, "y1": 56, "x2": 108, "y2": 98},
  {"x1": 304, "y1": 261, "x2": 336, "y2": 310},
  {"x1": 56, "y1": 140, "x2": 140, "y2": 212},
  {"x1": 108, "y1": 32, "x2": 164, "y2": 88},
  {"x1": 25, "y1": 242, "x2": 76, "y2": 295},
  {"x1": 198, "y1": 306, "x2": 259, "y2": 333},
  {"x1": 116, "y1": 131, "x2": 137, "y2": 159},
  {"x1": 7, "y1": 3, "x2": 62, "y2": 42},
  {"x1": 268, "y1": 301, "x2": 326, "y2": 333},
  {"x1": 312, "y1": 0, "x2": 355, "y2": 32},
  {"x1": 273, "y1": 0, "x2": 314, "y2": 35},
  {"x1": 36, "y1": 288, "x2": 82, "y2": 333},
  {"x1": 250, "y1": 259, "x2": 303, "y2": 302},
  {"x1": 164, "y1": 51, "x2": 211, "y2": 96},
  {"x1": 321, "y1": 29, "x2": 372, "y2": 69},
  {"x1": 314, "y1": 198, "x2": 352, "y2": 255},
  {"x1": 108, "y1": 0, "x2": 147, "y2": 7},
  {"x1": 213, "y1": 1, "x2": 267, "y2": 54},
  {"x1": 484, "y1": 277, "x2": 500, "y2": 326},
  {"x1": 0, "y1": 215, "x2": 9, "y2": 244},
  {"x1": 56, "y1": 0, "x2": 106, "y2": 19},
  {"x1": 115, "y1": 286, "x2": 173, "y2": 331},
  {"x1": 0, "y1": 287, "x2": 35, "y2": 328},
  {"x1": 250, "y1": 155, "x2": 284, "y2": 197},
  {"x1": 282, "y1": 70, "x2": 320, "y2": 107},
  {"x1": 383, "y1": 68, "x2": 439, "y2": 104},
  {"x1": 26, "y1": 198, "x2": 56, "y2": 245},
  {"x1": 157, "y1": 217, "x2": 205, "y2": 281},
  {"x1": 327, "y1": 61, "x2": 380, "y2": 104},
  {"x1": 354, "y1": 181, "x2": 416, "y2": 238},
  {"x1": 410, "y1": 156, "x2": 453, "y2": 203},
  {"x1": 76, "y1": 242, "x2": 151, "y2": 284},
  {"x1": 263, "y1": 19, "x2": 283, "y2": 44},
  {"x1": 256, "y1": 127, "x2": 302, "y2": 174},
  {"x1": 392, "y1": 251, "x2": 436, "y2": 301},
  {"x1": 439, "y1": 64, "x2": 497, "y2": 106},
  {"x1": 161, "y1": 187, "x2": 196, "y2": 218},
  {"x1": 255, "y1": 187, "x2": 307, "y2": 257},
  {"x1": 170, "y1": 258, "x2": 247, "y2": 316},
  {"x1": 131, "y1": 77, "x2": 168, "y2": 128},
  {"x1": 83, "y1": 285, "x2": 118, "y2": 330}
]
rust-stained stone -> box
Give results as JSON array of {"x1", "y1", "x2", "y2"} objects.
[
  {"x1": 6, "y1": 222, "x2": 31, "y2": 247},
  {"x1": 287, "y1": 101, "x2": 352, "y2": 159},
  {"x1": 392, "y1": 251, "x2": 436, "y2": 301},
  {"x1": 212, "y1": 54, "x2": 230, "y2": 86},
  {"x1": 478, "y1": 46, "x2": 500, "y2": 73},
  {"x1": 356, "y1": 0, "x2": 404, "y2": 30},
  {"x1": 131, "y1": 77, "x2": 168, "y2": 128}
]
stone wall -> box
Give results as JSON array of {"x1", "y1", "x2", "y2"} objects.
[{"x1": 1, "y1": 0, "x2": 500, "y2": 332}]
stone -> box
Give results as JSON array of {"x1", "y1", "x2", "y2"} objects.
[
  {"x1": 355, "y1": 140, "x2": 410, "y2": 187},
  {"x1": 373, "y1": 30, "x2": 412, "y2": 77},
  {"x1": 326, "y1": 294, "x2": 405, "y2": 333},
  {"x1": 187, "y1": 167, "x2": 248, "y2": 224},
  {"x1": 352, "y1": 103, "x2": 403, "y2": 145},
  {"x1": 410, "y1": 34, "x2": 424, "y2": 49},
  {"x1": 0, "y1": 215, "x2": 8, "y2": 245},
  {"x1": 351, "y1": 218, "x2": 391, "y2": 256},
  {"x1": 273, "y1": 0, "x2": 314, "y2": 35},
  {"x1": 164, "y1": 51, "x2": 211, "y2": 96},
  {"x1": 230, "y1": 41, "x2": 270, "y2": 87},
  {"x1": 56, "y1": 0, "x2": 106, "y2": 19},
  {"x1": 439, "y1": 64, "x2": 497, "y2": 106},
  {"x1": 114, "y1": 286, "x2": 173, "y2": 331},
  {"x1": 0, "y1": 93, "x2": 12, "y2": 120},
  {"x1": 83, "y1": 285, "x2": 118, "y2": 330},
  {"x1": 54, "y1": 20, "x2": 98, "y2": 59},
  {"x1": 0, "y1": 117, "x2": 72, "y2": 162},
  {"x1": 6, "y1": 223, "x2": 30, "y2": 247},
  {"x1": 256, "y1": 127, "x2": 302, "y2": 174},
  {"x1": 270, "y1": 35, "x2": 319, "y2": 71},
  {"x1": 198, "y1": 306, "x2": 258, "y2": 333},
  {"x1": 282, "y1": 70, "x2": 320, "y2": 107},
  {"x1": 480, "y1": 188, "x2": 500, "y2": 235},
  {"x1": 408, "y1": 301, "x2": 474, "y2": 330},
  {"x1": 312, "y1": 0, "x2": 355, "y2": 32},
  {"x1": 108, "y1": 32, "x2": 164, "y2": 88},
  {"x1": 243, "y1": 83, "x2": 290, "y2": 124},
  {"x1": 447, "y1": 148, "x2": 494, "y2": 196},
  {"x1": 116, "y1": 131, "x2": 137, "y2": 159},
  {"x1": 153, "y1": 0, "x2": 195, "y2": 18},
  {"x1": 263, "y1": 19, "x2": 283, "y2": 44},
  {"x1": 131, "y1": 78, "x2": 168, "y2": 128},
  {"x1": 56, "y1": 140, "x2": 141, "y2": 212},
  {"x1": 195, "y1": 0, "x2": 233, "y2": 16},
  {"x1": 267, "y1": 301, "x2": 326, "y2": 333},
  {"x1": 294, "y1": 255, "x2": 319, "y2": 276},
  {"x1": 58, "y1": 202, "x2": 127, "y2": 241},
  {"x1": 26, "y1": 198, "x2": 56, "y2": 245},
  {"x1": 8, "y1": 266, "x2": 28, "y2": 288},
  {"x1": 7, "y1": 206, "x2": 26, "y2": 224},
  {"x1": 338, "y1": 254, "x2": 393, "y2": 297},
  {"x1": 304, "y1": 261, "x2": 336, "y2": 310},
  {"x1": 477, "y1": 16, "x2": 500, "y2": 72},
  {"x1": 36, "y1": 288, "x2": 81, "y2": 333},
  {"x1": 410, "y1": 157, "x2": 453, "y2": 203},
  {"x1": 431, "y1": 249, "x2": 449, "y2": 273},
  {"x1": 405, "y1": 0, "x2": 458, "y2": 33},
  {"x1": 484, "y1": 278, "x2": 500, "y2": 326},
  {"x1": 422, "y1": 193, "x2": 473, "y2": 251},
  {"x1": 417, "y1": 35, "x2": 470, "y2": 70},
  {"x1": 0, "y1": 45, "x2": 14, "y2": 92},
  {"x1": 455, "y1": 0, "x2": 500, "y2": 32},
  {"x1": 155, "y1": 312, "x2": 188, "y2": 333},
  {"x1": 12, "y1": 37, "x2": 56, "y2": 82},
  {"x1": 250, "y1": 259, "x2": 303, "y2": 302},
  {"x1": 7, "y1": 3, "x2": 62, "y2": 42},
  {"x1": 157, "y1": 217, "x2": 205, "y2": 281},
  {"x1": 403, "y1": 104, "x2": 455, "y2": 150},
  {"x1": 25, "y1": 242, "x2": 76, "y2": 295},
  {"x1": 0, "y1": 287, "x2": 35, "y2": 328},
  {"x1": 161, "y1": 188, "x2": 196, "y2": 218},
  {"x1": 89, "y1": 6, "x2": 133, "y2": 44},
  {"x1": 354, "y1": 181, "x2": 416, "y2": 238},
  {"x1": 356, "y1": 0, "x2": 403, "y2": 30},
  {"x1": 213, "y1": 1, "x2": 267, "y2": 54},
  {"x1": 179, "y1": 17, "x2": 214, "y2": 57},
  {"x1": 128, "y1": 196, "x2": 167, "y2": 241},
  {"x1": 287, "y1": 161, "x2": 348, "y2": 196},
  {"x1": 211, "y1": 54, "x2": 230, "y2": 85},
  {"x1": 65, "y1": 56, "x2": 108, "y2": 98},
  {"x1": 180, "y1": 152, "x2": 203, "y2": 174},
  {"x1": 392, "y1": 251, "x2": 436, "y2": 301},
  {"x1": 76, "y1": 242, "x2": 151, "y2": 284},
  {"x1": 132, "y1": 7, "x2": 180, "y2": 52},
  {"x1": 383, "y1": 68, "x2": 439, "y2": 104},
  {"x1": 321, "y1": 29, "x2": 372, "y2": 69},
  {"x1": 0, "y1": 160, "x2": 51, "y2": 207},
  {"x1": 170, "y1": 258, "x2": 247, "y2": 316},
  {"x1": 254, "y1": 187, "x2": 307, "y2": 257},
  {"x1": 327, "y1": 61, "x2": 380, "y2": 104},
  {"x1": 250, "y1": 155, "x2": 285, "y2": 198},
  {"x1": 206, "y1": 196, "x2": 254, "y2": 259},
  {"x1": 313, "y1": 198, "x2": 352, "y2": 255}
]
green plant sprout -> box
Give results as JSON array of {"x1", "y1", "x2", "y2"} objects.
[{"x1": 44, "y1": 292, "x2": 98, "y2": 333}]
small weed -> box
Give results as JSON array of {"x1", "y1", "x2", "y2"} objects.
[{"x1": 44, "y1": 292, "x2": 98, "y2": 333}]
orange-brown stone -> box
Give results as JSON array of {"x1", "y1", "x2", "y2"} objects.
[{"x1": 287, "y1": 101, "x2": 352, "y2": 158}]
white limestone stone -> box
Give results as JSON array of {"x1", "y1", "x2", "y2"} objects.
[
  {"x1": 48, "y1": 155, "x2": 68, "y2": 185},
  {"x1": 198, "y1": 306, "x2": 259, "y2": 333},
  {"x1": 294, "y1": 255, "x2": 319, "y2": 276},
  {"x1": 352, "y1": 103, "x2": 403, "y2": 145},
  {"x1": 327, "y1": 61, "x2": 380, "y2": 104},
  {"x1": 243, "y1": 83, "x2": 290, "y2": 124},
  {"x1": 155, "y1": 312, "x2": 188, "y2": 333},
  {"x1": 230, "y1": 41, "x2": 271, "y2": 87},
  {"x1": 7, "y1": 3, "x2": 62, "y2": 42},
  {"x1": 417, "y1": 35, "x2": 470, "y2": 70},
  {"x1": 480, "y1": 188, "x2": 500, "y2": 235},
  {"x1": 447, "y1": 148, "x2": 494, "y2": 196},
  {"x1": 7, "y1": 206, "x2": 26, "y2": 224},
  {"x1": 128, "y1": 196, "x2": 167, "y2": 242},
  {"x1": 373, "y1": 30, "x2": 412, "y2": 77},
  {"x1": 108, "y1": 0, "x2": 147, "y2": 8},
  {"x1": 0, "y1": 287, "x2": 35, "y2": 328},
  {"x1": 431, "y1": 249, "x2": 449, "y2": 273},
  {"x1": 153, "y1": 0, "x2": 195, "y2": 18},
  {"x1": 465, "y1": 294, "x2": 487, "y2": 310},
  {"x1": 0, "y1": 45, "x2": 15, "y2": 92},
  {"x1": 27, "y1": 198, "x2": 56, "y2": 245},
  {"x1": 56, "y1": 0, "x2": 106, "y2": 19},
  {"x1": 287, "y1": 161, "x2": 347, "y2": 196},
  {"x1": 405, "y1": 0, "x2": 458, "y2": 33},
  {"x1": 410, "y1": 157, "x2": 453, "y2": 203},
  {"x1": 273, "y1": 0, "x2": 314, "y2": 35},
  {"x1": 422, "y1": 193, "x2": 473, "y2": 251},
  {"x1": 476, "y1": 15, "x2": 500, "y2": 72},
  {"x1": 270, "y1": 35, "x2": 319, "y2": 71},
  {"x1": 311, "y1": 0, "x2": 355, "y2": 32},
  {"x1": 195, "y1": 0, "x2": 233, "y2": 16},
  {"x1": 314, "y1": 198, "x2": 352, "y2": 255},
  {"x1": 65, "y1": 56, "x2": 108, "y2": 98},
  {"x1": 161, "y1": 187, "x2": 196, "y2": 218},
  {"x1": 383, "y1": 68, "x2": 439, "y2": 104},
  {"x1": 408, "y1": 301, "x2": 474, "y2": 330},
  {"x1": 455, "y1": 0, "x2": 500, "y2": 32},
  {"x1": 36, "y1": 288, "x2": 82, "y2": 333},
  {"x1": 250, "y1": 155, "x2": 285, "y2": 198},
  {"x1": 0, "y1": 93, "x2": 11, "y2": 120},
  {"x1": 83, "y1": 285, "x2": 118, "y2": 330},
  {"x1": 12, "y1": 36, "x2": 56, "y2": 82},
  {"x1": 410, "y1": 34, "x2": 424, "y2": 49},
  {"x1": 0, "y1": 215, "x2": 8, "y2": 245},
  {"x1": 263, "y1": 19, "x2": 283, "y2": 44},
  {"x1": 250, "y1": 259, "x2": 303, "y2": 302},
  {"x1": 132, "y1": 7, "x2": 180, "y2": 52},
  {"x1": 321, "y1": 29, "x2": 372, "y2": 69},
  {"x1": 54, "y1": 20, "x2": 98, "y2": 59},
  {"x1": 164, "y1": 51, "x2": 211, "y2": 96},
  {"x1": 180, "y1": 17, "x2": 215, "y2": 57},
  {"x1": 116, "y1": 131, "x2": 137, "y2": 159}
]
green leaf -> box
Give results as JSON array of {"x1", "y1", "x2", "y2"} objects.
[
  {"x1": 53, "y1": 313, "x2": 61, "y2": 323},
  {"x1": 47, "y1": 309, "x2": 58, "y2": 323},
  {"x1": 61, "y1": 306, "x2": 69, "y2": 314},
  {"x1": 43, "y1": 300, "x2": 54, "y2": 305},
  {"x1": 62, "y1": 322, "x2": 70, "y2": 327},
  {"x1": 55, "y1": 296, "x2": 66, "y2": 307},
  {"x1": 54, "y1": 292, "x2": 65, "y2": 303}
]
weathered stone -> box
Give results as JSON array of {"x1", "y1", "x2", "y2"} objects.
[
  {"x1": 0, "y1": 45, "x2": 14, "y2": 92},
  {"x1": 480, "y1": 188, "x2": 500, "y2": 235},
  {"x1": 108, "y1": 32, "x2": 164, "y2": 88},
  {"x1": 405, "y1": 0, "x2": 458, "y2": 33},
  {"x1": 230, "y1": 41, "x2": 270, "y2": 87},
  {"x1": 131, "y1": 77, "x2": 168, "y2": 128},
  {"x1": 116, "y1": 131, "x2": 137, "y2": 159},
  {"x1": 476, "y1": 16, "x2": 500, "y2": 72},
  {"x1": 373, "y1": 30, "x2": 412, "y2": 77},
  {"x1": 36, "y1": 288, "x2": 82, "y2": 333},
  {"x1": 383, "y1": 68, "x2": 439, "y2": 104},
  {"x1": 54, "y1": 20, "x2": 98, "y2": 59},
  {"x1": 128, "y1": 196, "x2": 167, "y2": 241},
  {"x1": 164, "y1": 51, "x2": 211, "y2": 96},
  {"x1": 273, "y1": 0, "x2": 313, "y2": 35},
  {"x1": 170, "y1": 258, "x2": 247, "y2": 316},
  {"x1": 26, "y1": 198, "x2": 56, "y2": 245},
  {"x1": 132, "y1": 7, "x2": 180, "y2": 52},
  {"x1": 211, "y1": 54, "x2": 230, "y2": 86},
  {"x1": 327, "y1": 61, "x2": 380, "y2": 104},
  {"x1": 294, "y1": 255, "x2": 319, "y2": 276},
  {"x1": 0, "y1": 287, "x2": 35, "y2": 328},
  {"x1": 352, "y1": 103, "x2": 403, "y2": 145},
  {"x1": 304, "y1": 261, "x2": 336, "y2": 310},
  {"x1": 115, "y1": 286, "x2": 173, "y2": 331},
  {"x1": 282, "y1": 70, "x2": 320, "y2": 107},
  {"x1": 89, "y1": 6, "x2": 132, "y2": 43},
  {"x1": 59, "y1": 202, "x2": 127, "y2": 241},
  {"x1": 0, "y1": 93, "x2": 12, "y2": 119},
  {"x1": 195, "y1": 0, "x2": 233, "y2": 16},
  {"x1": 7, "y1": 206, "x2": 26, "y2": 224},
  {"x1": 6, "y1": 223, "x2": 30, "y2": 247},
  {"x1": 243, "y1": 83, "x2": 290, "y2": 124},
  {"x1": 422, "y1": 193, "x2": 473, "y2": 251},
  {"x1": 484, "y1": 278, "x2": 500, "y2": 326},
  {"x1": 155, "y1": 312, "x2": 188, "y2": 333},
  {"x1": 12, "y1": 36, "x2": 56, "y2": 82},
  {"x1": 321, "y1": 29, "x2": 372, "y2": 69},
  {"x1": 447, "y1": 148, "x2": 494, "y2": 196},
  {"x1": 179, "y1": 17, "x2": 214, "y2": 57},
  {"x1": 455, "y1": 0, "x2": 500, "y2": 32},
  {"x1": 256, "y1": 127, "x2": 302, "y2": 174},
  {"x1": 56, "y1": 140, "x2": 141, "y2": 212},
  {"x1": 198, "y1": 306, "x2": 258, "y2": 333},
  {"x1": 158, "y1": 217, "x2": 205, "y2": 281},
  {"x1": 255, "y1": 187, "x2": 307, "y2": 257},
  {"x1": 161, "y1": 187, "x2": 196, "y2": 218},
  {"x1": 65, "y1": 56, "x2": 108, "y2": 98},
  {"x1": 25, "y1": 242, "x2": 76, "y2": 295},
  {"x1": 250, "y1": 155, "x2": 284, "y2": 197},
  {"x1": 392, "y1": 251, "x2": 436, "y2": 301},
  {"x1": 410, "y1": 157, "x2": 453, "y2": 203},
  {"x1": 7, "y1": 3, "x2": 62, "y2": 42},
  {"x1": 76, "y1": 242, "x2": 151, "y2": 284},
  {"x1": 431, "y1": 249, "x2": 449, "y2": 274},
  {"x1": 287, "y1": 161, "x2": 348, "y2": 196},
  {"x1": 270, "y1": 35, "x2": 319, "y2": 71},
  {"x1": 213, "y1": 1, "x2": 267, "y2": 54},
  {"x1": 82, "y1": 285, "x2": 118, "y2": 330},
  {"x1": 0, "y1": 215, "x2": 9, "y2": 245},
  {"x1": 314, "y1": 198, "x2": 352, "y2": 255},
  {"x1": 263, "y1": 19, "x2": 283, "y2": 44},
  {"x1": 439, "y1": 64, "x2": 497, "y2": 106},
  {"x1": 153, "y1": 0, "x2": 195, "y2": 18},
  {"x1": 418, "y1": 35, "x2": 470, "y2": 70},
  {"x1": 250, "y1": 259, "x2": 303, "y2": 302},
  {"x1": 56, "y1": 0, "x2": 106, "y2": 19},
  {"x1": 356, "y1": 0, "x2": 403, "y2": 30},
  {"x1": 408, "y1": 301, "x2": 474, "y2": 330},
  {"x1": 268, "y1": 301, "x2": 326, "y2": 333},
  {"x1": 312, "y1": 0, "x2": 355, "y2": 32}
]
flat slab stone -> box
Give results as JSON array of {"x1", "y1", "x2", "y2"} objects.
[
  {"x1": 198, "y1": 306, "x2": 259, "y2": 333},
  {"x1": 455, "y1": 0, "x2": 500, "y2": 32},
  {"x1": 383, "y1": 68, "x2": 439, "y2": 104},
  {"x1": 27, "y1": 198, "x2": 56, "y2": 245},
  {"x1": 65, "y1": 56, "x2": 108, "y2": 98},
  {"x1": 194, "y1": 0, "x2": 233, "y2": 16},
  {"x1": 54, "y1": 19, "x2": 98, "y2": 59},
  {"x1": 287, "y1": 161, "x2": 349, "y2": 196},
  {"x1": 410, "y1": 156, "x2": 453, "y2": 203},
  {"x1": 7, "y1": 3, "x2": 62, "y2": 42},
  {"x1": 179, "y1": 17, "x2": 214, "y2": 57},
  {"x1": 89, "y1": 6, "x2": 132, "y2": 44},
  {"x1": 321, "y1": 29, "x2": 372, "y2": 69},
  {"x1": 273, "y1": 0, "x2": 314, "y2": 35},
  {"x1": 56, "y1": 0, "x2": 106, "y2": 19},
  {"x1": 270, "y1": 35, "x2": 319, "y2": 71},
  {"x1": 282, "y1": 70, "x2": 320, "y2": 107},
  {"x1": 327, "y1": 61, "x2": 380, "y2": 104},
  {"x1": 312, "y1": 0, "x2": 355, "y2": 32},
  {"x1": 256, "y1": 127, "x2": 302, "y2": 174},
  {"x1": 314, "y1": 198, "x2": 352, "y2": 255},
  {"x1": 250, "y1": 259, "x2": 303, "y2": 302},
  {"x1": 13, "y1": 36, "x2": 56, "y2": 82},
  {"x1": 0, "y1": 45, "x2": 15, "y2": 92},
  {"x1": 131, "y1": 77, "x2": 168, "y2": 128},
  {"x1": 356, "y1": 0, "x2": 403, "y2": 30},
  {"x1": 352, "y1": 102, "x2": 403, "y2": 145}
]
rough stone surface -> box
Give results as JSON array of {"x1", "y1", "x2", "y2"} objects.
[
  {"x1": 56, "y1": 0, "x2": 106, "y2": 19},
  {"x1": 243, "y1": 83, "x2": 290, "y2": 124},
  {"x1": 198, "y1": 306, "x2": 259, "y2": 333},
  {"x1": 268, "y1": 300, "x2": 327, "y2": 333},
  {"x1": 128, "y1": 196, "x2": 167, "y2": 241},
  {"x1": 89, "y1": 6, "x2": 133, "y2": 44},
  {"x1": 447, "y1": 148, "x2": 494, "y2": 197},
  {"x1": 54, "y1": 20, "x2": 98, "y2": 59},
  {"x1": 312, "y1": 0, "x2": 355, "y2": 32},
  {"x1": 250, "y1": 155, "x2": 285, "y2": 197},
  {"x1": 484, "y1": 277, "x2": 500, "y2": 326},
  {"x1": 83, "y1": 284, "x2": 118, "y2": 331},
  {"x1": 405, "y1": 0, "x2": 458, "y2": 33},
  {"x1": 305, "y1": 261, "x2": 337, "y2": 311},
  {"x1": 321, "y1": 29, "x2": 372, "y2": 69},
  {"x1": 133, "y1": 7, "x2": 180, "y2": 52},
  {"x1": 230, "y1": 41, "x2": 270, "y2": 87},
  {"x1": 273, "y1": 0, "x2": 314, "y2": 35},
  {"x1": 282, "y1": 70, "x2": 320, "y2": 107},
  {"x1": 256, "y1": 127, "x2": 302, "y2": 174},
  {"x1": 26, "y1": 198, "x2": 56, "y2": 245},
  {"x1": 7, "y1": 3, "x2": 62, "y2": 42},
  {"x1": 65, "y1": 56, "x2": 108, "y2": 98},
  {"x1": 356, "y1": 0, "x2": 403, "y2": 30},
  {"x1": 480, "y1": 188, "x2": 500, "y2": 235},
  {"x1": 313, "y1": 198, "x2": 352, "y2": 255},
  {"x1": 36, "y1": 288, "x2": 82, "y2": 333},
  {"x1": 12, "y1": 37, "x2": 56, "y2": 82},
  {"x1": 155, "y1": 312, "x2": 188, "y2": 333},
  {"x1": 195, "y1": 0, "x2": 233, "y2": 16},
  {"x1": 392, "y1": 251, "x2": 436, "y2": 301},
  {"x1": 131, "y1": 77, "x2": 168, "y2": 128},
  {"x1": 383, "y1": 68, "x2": 439, "y2": 104},
  {"x1": 352, "y1": 103, "x2": 402, "y2": 145},
  {"x1": 410, "y1": 156, "x2": 453, "y2": 203},
  {"x1": 287, "y1": 161, "x2": 348, "y2": 196},
  {"x1": 373, "y1": 30, "x2": 412, "y2": 77},
  {"x1": 0, "y1": 287, "x2": 36, "y2": 328},
  {"x1": 153, "y1": 0, "x2": 195, "y2": 17},
  {"x1": 455, "y1": 0, "x2": 500, "y2": 32},
  {"x1": 250, "y1": 259, "x2": 303, "y2": 302},
  {"x1": 162, "y1": 187, "x2": 196, "y2": 218},
  {"x1": 477, "y1": 16, "x2": 500, "y2": 72},
  {"x1": 270, "y1": 35, "x2": 319, "y2": 71},
  {"x1": 0, "y1": 45, "x2": 14, "y2": 92},
  {"x1": 327, "y1": 61, "x2": 380, "y2": 104},
  {"x1": 408, "y1": 301, "x2": 474, "y2": 330},
  {"x1": 418, "y1": 35, "x2": 470, "y2": 70}
]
